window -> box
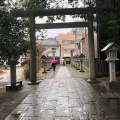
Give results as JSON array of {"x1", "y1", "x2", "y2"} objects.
[
  {"x1": 64, "y1": 49, "x2": 71, "y2": 56},
  {"x1": 62, "y1": 40, "x2": 74, "y2": 45}
]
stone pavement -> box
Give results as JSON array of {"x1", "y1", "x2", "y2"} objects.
[{"x1": 2, "y1": 65, "x2": 120, "y2": 120}]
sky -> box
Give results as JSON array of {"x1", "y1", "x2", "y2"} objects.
[{"x1": 35, "y1": 15, "x2": 82, "y2": 39}]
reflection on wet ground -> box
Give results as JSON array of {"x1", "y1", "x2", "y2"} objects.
[{"x1": 4, "y1": 66, "x2": 120, "y2": 120}]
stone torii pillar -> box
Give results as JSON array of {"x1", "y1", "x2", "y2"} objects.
[
  {"x1": 28, "y1": 14, "x2": 39, "y2": 85},
  {"x1": 87, "y1": 13, "x2": 99, "y2": 83}
]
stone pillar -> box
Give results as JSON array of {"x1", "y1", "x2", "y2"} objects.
[
  {"x1": 95, "y1": 58, "x2": 98, "y2": 77},
  {"x1": 53, "y1": 51, "x2": 56, "y2": 59},
  {"x1": 52, "y1": 48, "x2": 56, "y2": 59},
  {"x1": 29, "y1": 14, "x2": 39, "y2": 85},
  {"x1": 87, "y1": 13, "x2": 99, "y2": 83},
  {"x1": 42, "y1": 59, "x2": 47, "y2": 74},
  {"x1": 77, "y1": 43, "x2": 81, "y2": 55},
  {"x1": 109, "y1": 61, "x2": 116, "y2": 82},
  {"x1": 6, "y1": 60, "x2": 22, "y2": 90},
  {"x1": 10, "y1": 63, "x2": 16, "y2": 86},
  {"x1": 70, "y1": 50, "x2": 73, "y2": 66}
]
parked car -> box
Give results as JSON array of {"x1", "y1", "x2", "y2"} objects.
[{"x1": 16, "y1": 57, "x2": 26, "y2": 67}]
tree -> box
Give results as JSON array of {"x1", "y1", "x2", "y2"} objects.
[
  {"x1": 37, "y1": 42, "x2": 46, "y2": 58},
  {"x1": 68, "y1": 0, "x2": 120, "y2": 58},
  {"x1": 95, "y1": 0, "x2": 120, "y2": 58},
  {"x1": 12, "y1": 0, "x2": 66, "y2": 23},
  {"x1": 0, "y1": 6, "x2": 30, "y2": 88},
  {"x1": 0, "y1": 9, "x2": 29, "y2": 61}
]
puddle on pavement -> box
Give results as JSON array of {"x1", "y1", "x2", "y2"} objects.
[
  {"x1": 11, "y1": 113, "x2": 21, "y2": 118},
  {"x1": 11, "y1": 111, "x2": 25, "y2": 118}
]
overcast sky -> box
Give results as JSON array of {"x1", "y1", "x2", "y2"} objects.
[{"x1": 35, "y1": 15, "x2": 82, "y2": 38}]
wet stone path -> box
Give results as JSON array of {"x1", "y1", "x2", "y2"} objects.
[{"x1": 5, "y1": 66, "x2": 120, "y2": 120}]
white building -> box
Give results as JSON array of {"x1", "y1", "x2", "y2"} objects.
[{"x1": 37, "y1": 38, "x2": 60, "y2": 58}]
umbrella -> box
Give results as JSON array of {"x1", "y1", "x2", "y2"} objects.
[{"x1": 50, "y1": 59, "x2": 57, "y2": 63}]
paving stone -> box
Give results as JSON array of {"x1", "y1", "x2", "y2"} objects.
[
  {"x1": 21, "y1": 96, "x2": 36, "y2": 104},
  {"x1": 46, "y1": 94, "x2": 58, "y2": 101},
  {"x1": 33, "y1": 97, "x2": 46, "y2": 105},
  {"x1": 68, "y1": 98, "x2": 83, "y2": 107},
  {"x1": 20, "y1": 116, "x2": 40, "y2": 120},
  {"x1": 54, "y1": 117, "x2": 71, "y2": 120},
  {"x1": 70, "y1": 107, "x2": 89, "y2": 120},
  {"x1": 101, "y1": 93, "x2": 118, "y2": 99},
  {"x1": 42, "y1": 100, "x2": 57, "y2": 110},
  {"x1": 48, "y1": 89, "x2": 58, "y2": 94},
  {"x1": 39, "y1": 109, "x2": 55, "y2": 120},
  {"x1": 3, "y1": 66, "x2": 120, "y2": 120},
  {"x1": 68, "y1": 93, "x2": 80, "y2": 99},
  {"x1": 27, "y1": 91, "x2": 39, "y2": 97},
  {"x1": 114, "y1": 93, "x2": 120, "y2": 98},
  {"x1": 55, "y1": 106, "x2": 70, "y2": 117},
  {"x1": 57, "y1": 97, "x2": 69, "y2": 105},
  {"x1": 58, "y1": 91, "x2": 68, "y2": 97}
]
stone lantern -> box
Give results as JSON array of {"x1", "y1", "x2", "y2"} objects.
[
  {"x1": 76, "y1": 55, "x2": 80, "y2": 70},
  {"x1": 74, "y1": 55, "x2": 78, "y2": 68},
  {"x1": 101, "y1": 42, "x2": 120, "y2": 83},
  {"x1": 52, "y1": 48, "x2": 56, "y2": 59},
  {"x1": 76, "y1": 41, "x2": 80, "y2": 55},
  {"x1": 79, "y1": 54, "x2": 85, "y2": 72},
  {"x1": 72, "y1": 56, "x2": 75, "y2": 67},
  {"x1": 46, "y1": 56, "x2": 51, "y2": 71},
  {"x1": 70, "y1": 49, "x2": 74, "y2": 66},
  {"x1": 41, "y1": 55, "x2": 47, "y2": 74}
]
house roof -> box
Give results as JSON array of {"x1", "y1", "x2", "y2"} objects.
[{"x1": 37, "y1": 38, "x2": 60, "y2": 47}]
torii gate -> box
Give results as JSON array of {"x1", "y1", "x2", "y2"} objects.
[{"x1": 12, "y1": 7, "x2": 98, "y2": 84}]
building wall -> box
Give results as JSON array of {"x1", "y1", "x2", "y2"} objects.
[
  {"x1": 55, "y1": 26, "x2": 98, "y2": 64},
  {"x1": 36, "y1": 39, "x2": 60, "y2": 59},
  {"x1": 45, "y1": 46, "x2": 60, "y2": 57},
  {"x1": 56, "y1": 32, "x2": 76, "y2": 58},
  {"x1": 74, "y1": 27, "x2": 98, "y2": 60}
]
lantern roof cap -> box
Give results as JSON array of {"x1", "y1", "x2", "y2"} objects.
[
  {"x1": 41, "y1": 55, "x2": 46, "y2": 59},
  {"x1": 101, "y1": 42, "x2": 120, "y2": 52},
  {"x1": 78, "y1": 53, "x2": 85, "y2": 57}
]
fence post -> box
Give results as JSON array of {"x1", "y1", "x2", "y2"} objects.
[{"x1": 95, "y1": 58, "x2": 98, "y2": 77}]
